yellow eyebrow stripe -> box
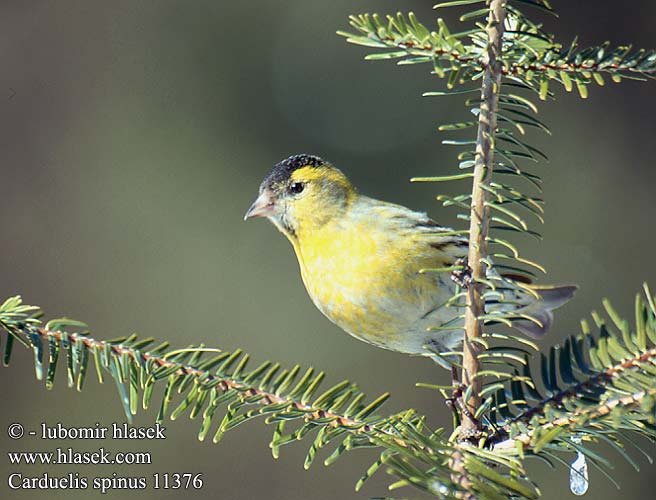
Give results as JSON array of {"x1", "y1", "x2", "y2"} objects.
[{"x1": 291, "y1": 166, "x2": 351, "y2": 189}]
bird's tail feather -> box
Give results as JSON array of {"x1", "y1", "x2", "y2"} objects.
[{"x1": 512, "y1": 284, "x2": 577, "y2": 338}]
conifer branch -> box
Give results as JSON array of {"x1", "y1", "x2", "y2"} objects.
[
  {"x1": 28, "y1": 327, "x2": 376, "y2": 429},
  {"x1": 507, "y1": 347, "x2": 656, "y2": 427},
  {"x1": 495, "y1": 387, "x2": 656, "y2": 451},
  {"x1": 0, "y1": 321, "x2": 401, "y2": 441},
  {"x1": 339, "y1": 10, "x2": 656, "y2": 101},
  {"x1": 461, "y1": 0, "x2": 507, "y2": 437}
]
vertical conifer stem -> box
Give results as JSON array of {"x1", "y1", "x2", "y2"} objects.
[{"x1": 461, "y1": 0, "x2": 506, "y2": 435}]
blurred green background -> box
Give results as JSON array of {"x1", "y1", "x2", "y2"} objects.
[{"x1": 1, "y1": 1, "x2": 654, "y2": 499}]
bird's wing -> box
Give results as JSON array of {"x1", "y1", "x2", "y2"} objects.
[{"x1": 360, "y1": 198, "x2": 469, "y2": 261}]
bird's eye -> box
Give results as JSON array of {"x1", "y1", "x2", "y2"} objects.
[{"x1": 289, "y1": 182, "x2": 305, "y2": 194}]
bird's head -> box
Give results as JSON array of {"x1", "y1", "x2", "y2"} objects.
[{"x1": 244, "y1": 154, "x2": 355, "y2": 239}]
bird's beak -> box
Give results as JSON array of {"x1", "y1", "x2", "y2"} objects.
[{"x1": 244, "y1": 190, "x2": 277, "y2": 220}]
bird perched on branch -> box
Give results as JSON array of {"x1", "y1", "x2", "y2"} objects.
[{"x1": 244, "y1": 154, "x2": 576, "y2": 368}]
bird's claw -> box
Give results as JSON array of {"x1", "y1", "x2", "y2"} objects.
[
  {"x1": 450, "y1": 258, "x2": 472, "y2": 288},
  {"x1": 445, "y1": 382, "x2": 483, "y2": 439}
]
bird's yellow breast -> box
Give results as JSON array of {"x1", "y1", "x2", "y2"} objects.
[{"x1": 288, "y1": 203, "x2": 453, "y2": 350}]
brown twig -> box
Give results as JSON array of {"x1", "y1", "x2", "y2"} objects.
[
  {"x1": 18, "y1": 326, "x2": 374, "y2": 431},
  {"x1": 381, "y1": 38, "x2": 654, "y2": 79},
  {"x1": 494, "y1": 387, "x2": 656, "y2": 450},
  {"x1": 460, "y1": 0, "x2": 507, "y2": 437}
]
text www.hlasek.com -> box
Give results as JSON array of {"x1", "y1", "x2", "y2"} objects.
[{"x1": 8, "y1": 448, "x2": 151, "y2": 465}]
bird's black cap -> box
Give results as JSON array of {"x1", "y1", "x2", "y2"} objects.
[{"x1": 262, "y1": 154, "x2": 326, "y2": 187}]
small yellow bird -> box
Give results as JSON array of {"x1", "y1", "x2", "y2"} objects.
[{"x1": 245, "y1": 154, "x2": 576, "y2": 367}]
